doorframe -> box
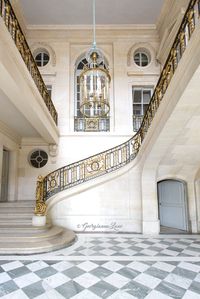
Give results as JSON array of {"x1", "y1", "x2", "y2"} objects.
[{"x1": 157, "y1": 179, "x2": 189, "y2": 232}]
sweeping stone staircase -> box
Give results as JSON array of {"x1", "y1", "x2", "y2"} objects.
[{"x1": 0, "y1": 201, "x2": 76, "y2": 254}]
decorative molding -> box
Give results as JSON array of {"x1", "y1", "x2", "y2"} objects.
[
  {"x1": 27, "y1": 24, "x2": 157, "y2": 31},
  {"x1": 21, "y1": 137, "x2": 48, "y2": 146},
  {"x1": 30, "y1": 42, "x2": 56, "y2": 67},
  {"x1": 127, "y1": 71, "x2": 160, "y2": 77},
  {"x1": 49, "y1": 144, "x2": 58, "y2": 157}
]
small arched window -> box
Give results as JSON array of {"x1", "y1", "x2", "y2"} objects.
[
  {"x1": 134, "y1": 49, "x2": 151, "y2": 67},
  {"x1": 34, "y1": 49, "x2": 50, "y2": 67},
  {"x1": 74, "y1": 55, "x2": 110, "y2": 132}
]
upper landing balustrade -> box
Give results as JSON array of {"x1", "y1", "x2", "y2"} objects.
[{"x1": 0, "y1": 0, "x2": 58, "y2": 124}]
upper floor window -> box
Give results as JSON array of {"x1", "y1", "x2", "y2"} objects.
[
  {"x1": 132, "y1": 86, "x2": 153, "y2": 131},
  {"x1": 134, "y1": 50, "x2": 150, "y2": 67},
  {"x1": 74, "y1": 55, "x2": 110, "y2": 132},
  {"x1": 34, "y1": 50, "x2": 50, "y2": 67}
]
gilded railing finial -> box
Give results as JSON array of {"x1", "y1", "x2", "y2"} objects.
[{"x1": 34, "y1": 175, "x2": 46, "y2": 216}]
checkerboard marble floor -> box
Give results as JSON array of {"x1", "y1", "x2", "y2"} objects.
[{"x1": 0, "y1": 234, "x2": 200, "y2": 299}]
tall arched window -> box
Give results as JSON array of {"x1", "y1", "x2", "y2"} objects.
[{"x1": 74, "y1": 55, "x2": 110, "y2": 132}]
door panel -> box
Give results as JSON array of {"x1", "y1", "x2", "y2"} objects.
[
  {"x1": 0, "y1": 149, "x2": 9, "y2": 202},
  {"x1": 158, "y1": 180, "x2": 188, "y2": 231}
]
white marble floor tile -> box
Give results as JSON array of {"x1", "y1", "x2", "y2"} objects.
[
  {"x1": 0, "y1": 272, "x2": 11, "y2": 284},
  {"x1": 103, "y1": 272, "x2": 130, "y2": 288},
  {"x1": 100, "y1": 249, "x2": 116, "y2": 255},
  {"x1": 51, "y1": 261, "x2": 74, "y2": 272},
  {"x1": 127, "y1": 261, "x2": 150, "y2": 272},
  {"x1": 153, "y1": 262, "x2": 176, "y2": 272},
  {"x1": 134, "y1": 273, "x2": 161, "y2": 289},
  {"x1": 195, "y1": 273, "x2": 200, "y2": 282},
  {"x1": 179, "y1": 261, "x2": 200, "y2": 272},
  {"x1": 71, "y1": 289, "x2": 101, "y2": 299},
  {"x1": 13, "y1": 272, "x2": 40, "y2": 288},
  {"x1": 164, "y1": 273, "x2": 192, "y2": 289},
  {"x1": 1, "y1": 261, "x2": 24, "y2": 271},
  {"x1": 145, "y1": 290, "x2": 173, "y2": 299},
  {"x1": 182, "y1": 290, "x2": 200, "y2": 299},
  {"x1": 44, "y1": 272, "x2": 70, "y2": 288},
  {"x1": 77, "y1": 261, "x2": 99, "y2": 271},
  {"x1": 34, "y1": 289, "x2": 66, "y2": 299},
  {"x1": 108, "y1": 290, "x2": 137, "y2": 298},
  {"x1": 102, "y1": 261, "x2": 124, "y2": 272},
  {"x1": 1, "y1": 289, "x2": 29, "y2": 299},
  {"x1": 73, "y1": 272, "x2": 100, "y2": 288},
  {"x1": 140, "y1": 249, "x2": 158, "y2": 256},
  {"x1": 26, "y1": 261, "x2": 49, "y2": 272}
]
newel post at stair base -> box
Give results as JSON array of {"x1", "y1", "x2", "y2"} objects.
[{"x1": 32, "y1": 175, "x2": 47, "y2": 227}]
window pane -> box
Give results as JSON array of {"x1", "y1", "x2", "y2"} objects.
[
  {"x1": 133, "y1": 104, "x2": 142, "y2": 115},
  {"x1": 141, "y1": 53, "x2": 148, "y2": 66},
  {"x1": 143, "y1": 90, "x2": 151, "y2": 103},
  {"x1": 134, "y1": 53, "x2": 140, "y2": 65},
  {"x1": 133, "y1": 90, "x2": 142, "y2": 103}
]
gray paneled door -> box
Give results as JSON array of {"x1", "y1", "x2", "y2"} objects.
[
  {"x1": 0, "y1": 149, "x2": 9, "y2": 202},
  {"x1": 158, "y1": 180, "x2": 188, "y2": 231}
]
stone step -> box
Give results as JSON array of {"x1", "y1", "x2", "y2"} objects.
[
  {"x1": 0, "y1": 213, "x2": 33, "y2": 218},
  {"x1": 0, "y1": 219, "x2": 32, "y2": 226},
  {"x1": 0, "y1": 226, "x2": 64, "y2": 242},
  {"x1": 0, "y1": 200, "x2": 35, "y2": 208},
  {"x1": 0, "y1": 200, "x2": 76, "y2": 254},
  {"x1": 0, "y1": 224, "x2": 51, "y2": 233},
  {"x1": 0, "y1": 207, "x2": 34, "y2": 214},
  {"x1": 0, "y1": 227, "x2": 76, "y2": 254}
]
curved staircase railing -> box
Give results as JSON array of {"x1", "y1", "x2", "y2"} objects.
[
  {"x1": 34, "y1": 0, "x2": 198, "y2": 216},
  {"x1": 0, "y1": 0, "x2": 58, "y2": 124}
]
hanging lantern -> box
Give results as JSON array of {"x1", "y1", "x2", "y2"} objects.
[{"x1": 80, "y1": 0, "x2": 111, "y2": 118}]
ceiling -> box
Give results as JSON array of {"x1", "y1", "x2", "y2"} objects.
[{"x1": 19, "y1": 0, "x2": 165, "y2": 26}]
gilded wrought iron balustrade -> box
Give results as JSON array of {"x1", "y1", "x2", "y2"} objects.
[
  {"x1": 34, "y1": 0, "x2": 199, "y2": 214},
  {"x1": 74, "y1": 117, "x2": 110, "y2": 132},
  {"x1": 0, "y1": 0, "x2": 58, "y2": 124}
]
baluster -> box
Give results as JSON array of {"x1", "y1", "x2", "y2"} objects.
[
  {"x1": 79, "y1": 163, "x2": 85, "y2": 180},
  {"x1": 179, "y1": 30, "x2": 186, "y2": 56},
  {"x1": 4, "y1": 1, "x2": 10, "y2": 27},
  {"x1": 187, "y1": 9, "x2": 195, "y2": 37},
  {"x1": 121, "y1": 146, "x2": 127, "y2": 163},
  {"x1": 63, "y1": 168, "x2": 69, "y2": 186},
  {"x1": 171, "y1": 48, "x2": 178, "y2": 72},
  {"x1": 105, "y1": 152, "x2": 111, "y2": 169},
  {"x1": 71, "y1": 167, "x2": 77, "y2": 183},
  {"x1": 11, "y1": 18, "x2": 17, "y2": 41},
  {"x1": 113, "y1": 150, "x2": 119, "y2": 166}
]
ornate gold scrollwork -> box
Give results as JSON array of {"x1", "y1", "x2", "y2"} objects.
[
  {"x1": 85, "y1": 155, "x2": 106, "y2": 178},
  {"x1": 85, "y1": 118, "x2": 99, "y2": 131},
  {"x1": 34, "y1": 175, "x2": 46, "y2": 216},
  {"x1": 47, "y1": 172, "x2": 59, "y2": 190}
]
